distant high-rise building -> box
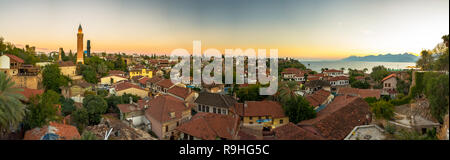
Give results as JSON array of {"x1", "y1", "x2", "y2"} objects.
[
  {"x1": 76, "y1": 24, "x2": 84, "y2": 64},
  {"x1": 87, "y1": 40, "x2": 91, "y2": 57}
]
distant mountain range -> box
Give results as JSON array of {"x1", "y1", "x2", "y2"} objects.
[{"x1": 341, "y1": 53, "x2": 419, "y2": 62}]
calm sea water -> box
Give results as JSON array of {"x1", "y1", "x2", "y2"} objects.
[{"x1": 299, "y1": 60, "x2": 416, "y2": 73}]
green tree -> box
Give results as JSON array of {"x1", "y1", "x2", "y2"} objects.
[
  {"x1": 60, "y1": 97, "x2": 75, "y2": 116},
  {"x1": 105, "y1": 95, "x2": 123, "y2": 114},
  {"x1": 0, "y1": 72, "x2": 26, "y2": 137},
  {"x1": 370, "y1": 100, "x2": 394, "y2": 120},
  {"x1": 80, "y1": 131, "x2": 98, "y2": 140},
  {"x1": 42, "y1": 64, "x2": 69, "y2": 93},
  {"x1": 83, "y1": 95, "x2": 108, "y2": 125},
  {"x1": 23, "y1": 90, "x2": 61, "y2": 130},
  {"x1": 425, "y1": 74, "x2": 449, "y2": 123},
  {"x1": 71, "y1": 108, "x2": 89, "y2": 132},
  {"x1": 350, "y1": 80, "x2": 370, "y2": 89},
  {"x1": 283, "y1": 96, "x2": 316, "y2": 124},
  {"x1": 277, "y1": 81, "x2": 299, "y2": 104},
  {"x1": 370, "y1": 65, "x2": 390, "y2": 82},
  {"x1": 416, "y1": 50, "x2": 434, "y2": 70}
]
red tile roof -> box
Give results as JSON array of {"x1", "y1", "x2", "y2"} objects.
[
  {"x1": 167, "y1": 86, "x2": 192, "y2": 99},
  {"x1": 5, "y1": 54, "x2": 24, "y2": 63},
  {"x1": 145, "y1": 95, "x2": 189, "y2": 123},
  {"x1": 273, "y1": 123, "x2": 324, "y2": 140},
  {"x1": 298, "y1": 96, "x2": 371, "y2": 140},
  {"x1": 148, "y1": 76, "x2": 164, "y2": 84},
  {"x1": 305, "y1": 89, "x2": 331, "y2": 107},
  {"x1": 117, "y1": 103, "x2": 142, "y2": 113},
  {"x1": 281, "y1": 68, "x2": 302, "y2": 74},
  {"x1": 57, "y1": 61, "x2": 75, "y2": 67},
  {"x1": 176, "y1": 112, "x2": 239, "y2": 140},
  {"x1": 381, "y1": 73, "x2": 396, "y2": 82},
  {"x1": 114, "y1": 81, "x2": 146, "y2": 92},
  {"x1": 16, "y1": 88, "x2": 44, "y2": 101},
  {"x1": 355, "y1": 76, "x2": 365, "y2": 80},
  {"x1": 139, "y1": 77, "x2": 150, "y2": 85},
  {"x1": 23, "y1": 122, "x2": 80, "y2": 140},
  {"x1": 109, "y1": 70, "x2": 125, "y2": 75},
  {"x1": 233, "y1": 101, "x2": 286, "y2": 118},
  {"x1": 329, "y1": 76, "x2": 349, "y2": 81},
  {"x1": 337, "y1": 88, "x2": 381, "y2": 99},
  {"x1": 156, "y1": 79, "x2": 175, "y2": 89}
]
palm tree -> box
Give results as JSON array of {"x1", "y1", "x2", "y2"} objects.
[
  {"x1": 0, "y1": 72, "x2": 25, "y2": 138},
  {"x1": 363, "y1": 68, "x2": 368, "y2": 73},
  {"x1": 277, "y1": 81, "x2": 299, "y2": 104}
]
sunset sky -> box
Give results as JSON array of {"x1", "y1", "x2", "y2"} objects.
[{"x1": 0, "y1": 0, "x2": 448, "y2": 60}]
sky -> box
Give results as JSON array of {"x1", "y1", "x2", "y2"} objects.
[{"x1": 0, "y1": 0, "x2": 448, "y2": 60}]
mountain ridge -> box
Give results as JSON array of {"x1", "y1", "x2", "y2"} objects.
[{"x1": 341, "y1": 53, "x2": 419, "y2": 62}]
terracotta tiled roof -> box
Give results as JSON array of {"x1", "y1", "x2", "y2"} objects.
[
  {"x1": 304, "y1": 80, "x2": 330, "y2": 88},
  {"x1": 337, "y1": 88, "x2": 381, "y2": 99},
  {"x1": 381, "y1": 73, "x2": 396, "y2": 82},
  {"x1": 329, "y1": 76, "x2": 349, "y2": 81},
  {"x1": 117, "y1": 102, "x2": 144, "y2": 113},
  {"x1": 57, "y1": 61, "x2": 75, "y2": 67},
  {"x1": 234, "y1": 101, "x2": 286, "y2": 118},
  {"x1": 139, "y1": 77, "x2": 150, "y2": 85},
  {"x1": 148, "y1": 76, "x2": 164, "y2": 84},
  {"x1": 104, "y1": 74, "x2": 127, "y2": 79},
  {"x1": 145, "y1": 95, "x2": 189, "y2": 123},
  {"x1": 114, "y1": 81, "x2": 146, "y2": 92},
  {"x1": 156, "y1": 79, "x2": 175, "y2": 89},
  {"x1": 323, "y1": 69, "x2": 343, "y2": 73},
  {"x1": 176, "y1": 112, "x2": 239, "y2": 140},
  {"x1": 298, "y1": 96, "x2": 371, "y2": 140},
  {"x1": 23, "y1": 122, "x2": 80, "y2": 140},
  {"x1": 307, "y1": 76, "x2": 320, "y2": 81},
  {"x1": 355, "y1": 76, "x2": 365, "y2": 80},
  {"x1": 273, "y1": 123, "x2": 324, "y2": 140},
  {"x1": 168, "y1": 86, "x2": 192, "y2": 99},
  {"x1": 73, "y1": 79, "x2": 95, "y2": 88},
  {"x1": 195, "y1": 92, "x2": 237, "y2": 108},
  {"x1": 305, "y1": 89, "x2": 331, "y2": 107},
  {"x1": 16, "y1": 87, "x2": 44, "y2": 101},
  {"x1": 109, "y1": 70, "x2": 125, "y2": 75},
  {"x1": 281, "y1": 68, "x2": 301, "y2": 74},
  {"x1": 5, "y1": 54, "x2": 24, "y2": 63}
]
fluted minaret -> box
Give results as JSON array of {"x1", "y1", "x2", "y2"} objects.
[
  {"x1": 76, "y1": 24, "x2": 84, "y2": 64},
  {"x1": 58, "y1": 48, "x2": 63, "y2": 61}
]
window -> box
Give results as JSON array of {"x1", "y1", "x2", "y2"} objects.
[
  {"x1": 198, "y1": 105, "x2": 201, "y2": 111},
  {"x1": 206, "y1": 106, "x2": 210, "y2": 112},
  {"x1": 213, "y1": 108, "x2": 216, "y2": 113},
  {"x1": 165, "y1": 126, "x2": 168, "y2": 132},
  {"x1": 218, "y1": 109, "x2": 221, "y2": 114},
  {"x1": 280, "y1": 119, "x2": 284, "y2": 124},
  {"x1": 249, "y1": 117, "x2": 253, "y2": 120}
]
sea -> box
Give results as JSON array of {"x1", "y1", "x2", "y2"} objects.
[{"x1": 298, "y1": 60, "x2": 416, "y2": 73}]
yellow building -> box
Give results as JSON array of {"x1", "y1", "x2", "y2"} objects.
[
  {"x1": 233, "y1": 101, "x2": 289, "y2": 129},
  {"x1": 100, "y1": 75, "x2": 128, "y2": 85},
  {"x1": 58, "y1": 61, "x2": 77, "y2": 78},
  {"x1": 113, "y1": 82, "x2": 149, "y2": 98},
  {"x1": 129, "y1": 68, "x2": 152, "y2": 79}
]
